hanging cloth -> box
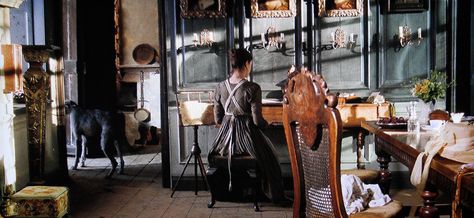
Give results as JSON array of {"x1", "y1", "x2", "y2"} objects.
[
  {"x1": 411, "y1": 123, "x2": 474, "y2": 191},
  {"x1": 410, "y1": 123, "x2": 474, "y2": 217}
]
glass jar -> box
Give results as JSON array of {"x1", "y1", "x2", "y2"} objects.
[{"x1": 407, "y1": 101, "x2": 420, "y2": 134}]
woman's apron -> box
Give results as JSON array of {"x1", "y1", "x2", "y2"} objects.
[{"x1": 223, "y1": 79, "x2": 247, "y2": 191}]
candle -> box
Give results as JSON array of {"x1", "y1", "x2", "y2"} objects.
[
  {"x1": 280, "y1": 33, "x2": 285, "y2": 41},
  {"x1": 418, "y1": 27, "x2": 422, "y2": 38},
  {"x1": 209, "y1": 31, "x2": 214, "y2": 41},
  {"x1": 331, "y1": 32, "x2": 335, "y2": 41},
  {"x1": 399, "y1": 26, "x2": 403, "y2": 38},
  {"x1": 349, "y1": 33, "x2": 354, "y2": 42},
  {"x1": 261, "y1": 33, "x2": 265, "y2": 43}
]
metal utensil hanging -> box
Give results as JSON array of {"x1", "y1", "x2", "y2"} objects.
[{"x1": 134, "y1": 70, "x2": 151, "y2": 123}]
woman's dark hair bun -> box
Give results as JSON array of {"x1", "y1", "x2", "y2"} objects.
[{"x1": 229, "y1": 48, "x2": 252, "y2": 70}]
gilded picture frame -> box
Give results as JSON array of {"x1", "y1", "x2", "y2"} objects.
[
  {"x1": 180, "y1": 0, "x2": 226, "y2": 18},
  {"x1": 250, "y1": 0, "x2": 297, "y2": 18},
  {"x1": 385, "y1": 0, "x2": 428, "y2": 13},
  {"x1": 318, "y1": 0, "x2": 363, "y2": 17}
]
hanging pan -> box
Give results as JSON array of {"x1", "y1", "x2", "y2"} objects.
[{"x1": 134, "y1": 70, "x2": 151, "y2": 123}]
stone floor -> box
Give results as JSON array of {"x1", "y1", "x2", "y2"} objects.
[
  {"x1": 66, "y1": 145, "x2": 291, "y2": 218},
  {"x1": 66, "y1": 145, "x2": 451, "y2": 218}
]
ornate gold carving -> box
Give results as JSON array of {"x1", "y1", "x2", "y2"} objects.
[
  {"x1": 180, "y1": 0, "x2": 227, "y2": 18},
  {"x1": 318, "y1": 0, "x2": 363, "y2": 17},
  {"x1": 250, "y1": 0, "x2": 297, "y2": 18},
  {"x1": 0, "y1": 184, "x2": 17, "y2": 217},
  {"x1": 22, "y1": 45, "x2": 51, "y2": 63},
  {"x1": 22, "y1": 45, "x2": 51, "y2": 184},
  {"x1": 114, "y1": 0, "x2": 121, "y2": 88}
]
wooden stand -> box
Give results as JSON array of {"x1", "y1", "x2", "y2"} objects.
[
  {"x1": 170, "y1": 125, "x2": 210, "y2": 197},
  {"x1": 22, "y1": 45, "x2": 51, "y2": 185}
]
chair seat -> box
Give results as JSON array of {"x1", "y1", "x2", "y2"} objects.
[
  {"x1": 350, "y1": 200, "x2": 403, "y2": 218},
  {"x1": 342, "y1": 169, "x2": 379, "y2": 184},
  {"x1": 209, "y1": 155, "x2": 257, "y2": 169}
]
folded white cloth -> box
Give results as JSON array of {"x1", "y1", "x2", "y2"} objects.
[{"x1": 341, "y1": 174, "x2": 392, "y2": 215}]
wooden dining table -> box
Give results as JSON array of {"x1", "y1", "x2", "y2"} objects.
[
  {"x1": 361, "y1": 121, "x2": 474, "y2": 217},
  {"x1": 262, "y1": 100, "x2": 392, "y2": 169}
]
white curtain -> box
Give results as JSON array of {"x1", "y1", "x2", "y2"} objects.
[{"x1": 0, "y1": 92, "x2": 16, "y2": 188}]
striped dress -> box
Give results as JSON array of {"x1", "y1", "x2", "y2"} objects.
[{"x1": 208, "y1": 79, "x2": 286, "y2": 203}]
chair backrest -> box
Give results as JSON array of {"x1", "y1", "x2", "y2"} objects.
[
  {"x1": 282, "y1": 69, "x2": 346, "y2": 218},
  {"x1": 429, "y1": 109, "x2": 449, "y2": 121}
]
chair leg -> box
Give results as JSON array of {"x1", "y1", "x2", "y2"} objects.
[
  {"x1": 250, "y1": 169, "x2": 260, "y2": 212},
  {"x1": 253, "y1": 187, "x2": 260, "y2": 212},
  {"x1": 206, "y1": 168, "x2": 216, "y2": 208}
]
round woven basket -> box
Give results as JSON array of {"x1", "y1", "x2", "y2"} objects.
[{"x1": 132, "y1": 44, "x2": 156, "y2": 65}]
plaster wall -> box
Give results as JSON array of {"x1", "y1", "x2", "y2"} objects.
[{"x1": 120, "y1": 0, "x2": 160, "y2": 65}]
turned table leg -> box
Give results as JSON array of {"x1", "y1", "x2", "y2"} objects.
[
  {"x1": 376, "y1": 147, "x2": 392, "y2": 195},
  {"x1": 419, "y1": 182, "x2": 439, "y2": 218},
  {"x1": 356, "y1": 128, "x2": 368, "y2": 170}
]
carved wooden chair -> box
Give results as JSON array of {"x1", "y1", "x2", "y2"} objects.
[{"x1": 282, "y1": 70, "x2": 403, "y2": 217}]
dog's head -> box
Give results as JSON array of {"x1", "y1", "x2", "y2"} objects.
[{"x1": 64, "y1": 100, "x2": 79, "y2": 114}]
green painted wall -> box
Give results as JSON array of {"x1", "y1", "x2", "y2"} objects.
[{"x1": 163, "y1": 0, "x2": 456, "y2": 188}]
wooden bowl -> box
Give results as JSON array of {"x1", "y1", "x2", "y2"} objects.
[{"x1": 132, "y1": 44, "x2": 156, "y2": 65}]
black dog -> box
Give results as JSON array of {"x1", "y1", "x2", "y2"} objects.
[{"x1": 65, "y1": 101, "x2": 129, "y2": 178}]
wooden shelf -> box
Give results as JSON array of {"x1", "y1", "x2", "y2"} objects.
[
  {"x1": 119, "y1": 64, "x2": 160, "y2": 82},
  {"x1": 119, "y1": 64, "x2": 160, "y2": 72}
]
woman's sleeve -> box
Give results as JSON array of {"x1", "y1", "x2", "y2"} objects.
[
  {"x1": 250, "y1": 84, "x2": 268, "y2": 128},
  {"x1": 214, "y1": 84, "x2": 224, "y2": 125}
]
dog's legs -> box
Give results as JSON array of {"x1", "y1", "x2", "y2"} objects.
[
  {"x1": 80, "y1": 136, "x2": 87, "y2": 167},
  {"x1": 114, "y1": 142, "x2": 125, "y2": 174},
  {"x1": 72, "y1": 135, "x2": 82, "y2": 170},
  {"x1": 102, "y1": 131, "x2": 118, "y2": 179}
]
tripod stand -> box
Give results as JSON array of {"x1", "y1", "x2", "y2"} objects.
[{"x1": 171, "y1": 125, "x2": 211, "y2": 197}]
